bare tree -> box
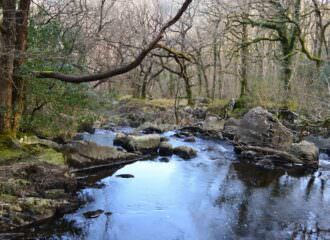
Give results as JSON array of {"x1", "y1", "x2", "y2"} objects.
[{"x1": 36, "y1": 0, "x2": 193, "y2": 83}]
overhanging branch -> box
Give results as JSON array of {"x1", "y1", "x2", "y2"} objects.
[{"x1": 35, "y1": 0, "x2": 193, "y2": 83}]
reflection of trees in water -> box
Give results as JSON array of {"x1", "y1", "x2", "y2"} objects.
[
  {"x1": 233, "y1": 162, "x2": 324, "y2": 200},
  {"x1": 215, "y1": 161, "x2": 328, "y2": 239},
  {"x1": 305, "y1": 176, "x2": 315, "y2": 201},
  {"x1": 233, "y1": 162, "x2": 284, "y2": 188},
  {"x1": 304, "y1": 174, "x2": 327, "y2": 201},
  {"x1": 214, "y1": 163, "x2": 255, "y2": 236}
]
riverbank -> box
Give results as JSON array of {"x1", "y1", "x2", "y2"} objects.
[
  {"x1": 0, "y1": 135, "x2": 80, "y2": 232},
  {"x1": 0, "y1": 97, "x2": 329, "y2": 234},
  {"x1": 8, "y1": 128, "x2": 330, "y2": 239}
]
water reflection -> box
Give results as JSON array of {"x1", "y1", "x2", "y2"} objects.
[
  {"x1": 214, "y1": 156, "x2": 330, "y2": 239},
  {"x1": 232, "y1": 162, "x2": 284, "y2": 188},
  {"x1": 23, "y1": 131, "x2": 330, "y2": 240}
]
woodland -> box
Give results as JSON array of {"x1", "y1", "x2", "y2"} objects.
[{"x1": 0, "y1": 1, "x2": 330, "y2": 239}]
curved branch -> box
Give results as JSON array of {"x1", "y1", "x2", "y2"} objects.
[
  {"x1": 35, "y1": 0, "x2": 193, "y2": 83},
  {"x1": 156, "y1": 43, "x2": 194, "y2": 62},
  {"x1": 299, "y1": 37, "x2": 324, "y2": 64}
]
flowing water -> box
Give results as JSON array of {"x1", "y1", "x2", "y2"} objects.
[{"x1": 30, "y1": 129, "x2": 330, "y2": 240}]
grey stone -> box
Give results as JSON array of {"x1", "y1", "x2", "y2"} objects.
[
  {"x1": 237, "y1": 107, "x2": 293, "y2": 151},
  {"x1": 290, "y1": 141, "x2": 319, "y2": 165},
  {"x1": 173, "y1": 146, "x2": 197, "y2": 160},
  {"x1": 159, "y1": 142, "x2": 173, "y2": 156}
]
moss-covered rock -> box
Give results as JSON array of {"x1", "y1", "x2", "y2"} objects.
[
  {"x1": 65, "y1": 141, "x2": 139, "y2": 168},
  {"x1": 0, "y1": 135, "x2": 27, "y2": 164},
  {"x1": 173, "y1": 146, "x2": 197, "y2": 160},
  {"x1": 36, "y1": 148, "x2": 65, "y2": 165},
  {"x1": 0, "y1": 196, "x2": 73, "y2": 231},
  {"x1": 0, "y1": 178, "x2": 31, "y2": 196},
  {"x1": 114, "y1": 133, "x2": 162, "y2": 154},
  {"x1": 0, "y1": 161, "x2": 78, "y2": 232}
]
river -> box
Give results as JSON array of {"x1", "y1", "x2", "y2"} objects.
[{"x1": 28, "y1": 129, "x2": 330, "y2": 240}]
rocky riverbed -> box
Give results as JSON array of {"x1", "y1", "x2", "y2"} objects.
[
  {"x1": 5, "y1": 127, "x2": 330, "y2": 240},
  {"x1": 0, "y1": 104, "x2": 329, "y2": 239}
]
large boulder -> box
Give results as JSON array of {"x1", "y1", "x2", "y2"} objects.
[
  {"x1": 127, "y1": 134, "x2": 161, "y2": 153},
  {"x1": 113, "y1": 132, "x2": 130, "y2": 148},
  {"x1": 237, "y1": 107, "x2": 293, "y2": 151},
  {"x1": 64, "y1": 141, "x2": 138, "y2": 168},
  {"x1": 233, "y1": 107, "x2": 320, "y2": 170},
  {"x1": 114, "y1": 133, "x2": 161, "y2": 154},
  {"x1": 173, "y1": 146, "x2": 197, "y2": 160},
  {"x1": 290, "y1": 141, "x2": 319, "y2": 165},
  {"x1": 223, "y1": 118, "x2": 240, "y2": 140}
]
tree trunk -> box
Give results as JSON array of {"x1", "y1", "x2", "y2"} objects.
[
  {"x1": 280, "y1": 47, "x2": 293, "y2": 95},
  {"x1": 211, "y1": 41, "x2": 217, "y2": 100},
  {"x1": 12, "y1": 0, "x2": 31, "y2": 136},
  {"x1": 0, "y1": 0, "x2": 16, "y2": 134},
  {"x1": 240, "y1": 23, "x2": 249, "y2": 97},
  {"x1": 183, "y1": 75, "x2": 193, "y2": 105},
  {"x1": 197, "y1": 64, "x2": 203, "y2": 95},
  {"x1": 218, "y1": 43, "x2": 223, "y2": 99},
  {"x1": 179, "y1": 60, "x2": 193, "y2": 106},
  {"x1": 140, "y1": 75, "x2": 148, "y2": 99},
  {"x1": 211, "y1": 21, "x2": 220, "y2": 100},
  {"x1": 201, "y1": 64, "x2": 210, "y2": 98},
  {"x1": 181, "y1": 61, "x2": 193, "y2": 105},
  {"x1": 195, "y1": 49, "x2": 203, "y2": 96},
  {"x1": 196, "y1": 51, "x2": 209, "y2": 98}
]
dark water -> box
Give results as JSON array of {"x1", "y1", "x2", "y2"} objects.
[{"x1": 30, "y1": 130, "x2": 330, "y2": 239}]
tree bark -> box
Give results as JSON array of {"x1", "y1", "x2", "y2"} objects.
[
  {"x1": 211, "y1": 20, "x2": 220, "y2": 100},
  {"x1": 280, "y1": 45, "x2": 293, "y2": 94},
  {"x1": 217, "y1": 43, "x2": 223, "y2": 99},
  {"x1": 240, "y1": 22, "x2": 249, "y2": 97},
  {"x1": 0, "y1": 0, "x2": 16, "y2": 134},
  {"x1": 198, "y1": 55, "x2": 210, "y2": 98},
  {"x1": 12, "y1": 0, "x2": 32, "y2": 136}
]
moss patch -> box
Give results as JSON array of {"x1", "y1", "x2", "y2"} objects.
[
  {"x1": 0, "y1": 193, "x2": 18, "y2": 203},
  {"x1": 0, "y1": 178, "x2": 31, "y2": 195},
  {"x1": 0, "y1": 148, "x2": 25, "y2": 163},
  {"x1": 0, "y1": 135, "x2": 27, "y2": 163},
  {"x1": 36, "y1": 148, "x2": 65, "y2": 165}
]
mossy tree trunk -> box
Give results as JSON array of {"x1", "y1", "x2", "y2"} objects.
[
  {"x1": 0, "y1": 0, "x2": 16, "y2": 135},
  {"x1": 238, "y1": 0, "x2": 305, "y2": 103},
  {"x1": 240, "y1": 21, "x2": 249, "y2": 98},
  {"x1": 0, "y1": 0, "x2": 31, "y2": 136},
  {"x1": 280, "y1": 48, "x2": 294, "y2": 94},
  {"x1": 12, "y1": 0, "x2": 31, "y2": 136},
  {"x1": 211, "y1": 20, "x2": 220, "y2": 100}
]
